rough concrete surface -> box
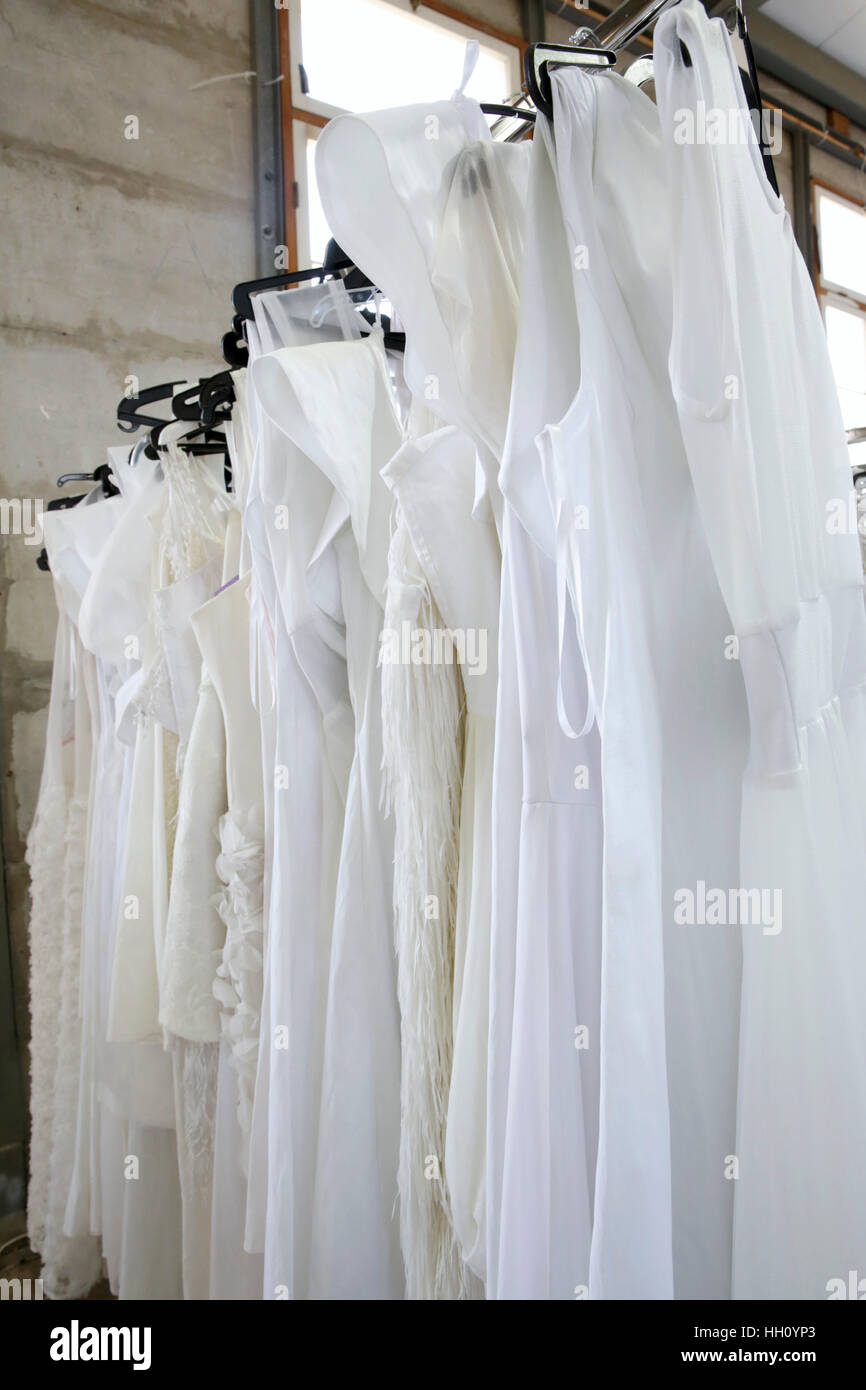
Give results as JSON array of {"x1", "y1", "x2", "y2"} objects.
[{"x1": 0, "y1": 0, "x2": 255, "y2": 1220}]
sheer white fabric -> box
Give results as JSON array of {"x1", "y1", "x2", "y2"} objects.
[{"x1": 656, "y1": 0, "x2": 866, "y2": 1299}]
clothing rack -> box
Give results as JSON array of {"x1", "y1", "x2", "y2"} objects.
[
  {"x1": 574, "y1": 0, "x2": 680, "y2": 51},
  {"x1": 520, "y1": 0, "x2": 779, "y2": 193}
]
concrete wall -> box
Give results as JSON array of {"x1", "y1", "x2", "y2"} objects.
[{"x1": 0, "y1": 0, "x2": 256, "y2": 1218}]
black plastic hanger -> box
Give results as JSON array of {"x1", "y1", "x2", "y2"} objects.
[
  {"x1": 523, "y1": 43, "x2": 617, "y2": 120},
  {"x1": 35, "y1": 492, "x2": 89, "y2": 571},
  {"x1": 56, "y1": 463, "x2": 119, "y2": 498},
  {"x1": 199, "y1": 372, "x2": 237, "y2": 428},
  {"x1": 232, "y1": 260, "x2": 350, "y2": 322},
  {"x1": 735, "y1": 1, "x2": 780, "y2": 196},
  {"x1": 222, "y1": 318, "x2": 249, "y2": 368}
]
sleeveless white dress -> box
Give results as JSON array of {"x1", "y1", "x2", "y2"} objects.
[
  {"x1": 485, "y1": 118, "x2": 603, "y2": 1302},
  {"x1": 537, "y1": 63, "x2": 749, "y2": 1298},
  {"x1": 656, "y1": 0, "x2": 866, "y2": 1299}
]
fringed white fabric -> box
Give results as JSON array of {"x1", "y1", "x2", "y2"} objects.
[{"x1": 381, "y1": 505, "x2": 474, "y2": 1300}]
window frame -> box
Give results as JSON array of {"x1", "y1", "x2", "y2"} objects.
[
  {"x1": 812, "y1": 177, "x2": 866, "y2": 312},
  {"x1": 812, "y1": 178, "x2": 866, "y2": 449},
  {"x1": 277, "y1": 0, "x2": 525, "y2": 269}
]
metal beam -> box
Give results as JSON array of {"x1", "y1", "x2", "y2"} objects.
[
  {"x1": 790, "y1": 127, "x2": 813, "y2": 276},
  {"x1": 522, "y1": 0, "x2": 547, "y2": 43},
  {"x1": 249, "y1": 0, "x2": 285, "y2": 278}
]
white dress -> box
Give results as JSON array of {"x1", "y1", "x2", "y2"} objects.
[
  {"x1": 104, "y1": 431, "x2": 227, "y2": 1299},
  {"x1": 189, "y1": 507, "x2": 265, "y2": 1301},
  {"x1": 382, "y1": 424, "x2": 500, "y2": 1291},
  {"x1": 26, "y1": 567, "x2": 103, "y2": 1300},
  {"x1": 253, "y1": 333, "x2": 403, "y2": 1299},
  {"x1": 245, "y1": 281, "x2": 361, "y2": 1297},
  {"x1": 538, "y1": 62, "x2": 748, "y2": 1298},
  {"x1": 317, "y1": 100, "x2": 529, "y2": 1292},
  {"x1": 487, "y1": 121, "x2": 603, "y2": 1303},
  {"x1": 656, "y1": 0, "x2": 866, "y2": 1299}
]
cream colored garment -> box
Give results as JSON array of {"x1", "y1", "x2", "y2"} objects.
[
  {"x1": 188, "y1": 506, "x2": 265, "y2": 1299},
  {"x1": 382, "y1": 423, "x2": 499, "y2": 1293},
  {"x1": 108, "y1": 437, "x2": 226, "y2": 1048},
  {"x1": 192, "y1": 529, "x2": 266, "y2": 1170}
]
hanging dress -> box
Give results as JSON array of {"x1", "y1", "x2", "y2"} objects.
[
  {"x1": 655, "y1": 0, "x2": 866, "y2": 1299},
  {"x1": 537, "y1": 61, "x2": 749, "y2": 1297},
  {"x1": 105, "y1": 428, "x2": 227, "y2": 1298},
  {"x1": 381, "y1": 422, "x2": 500, "y2": 1291},
  {"x1": 253, "y1": 332, "x2": 403, "y2": 1299},
  {"x1": 245, "y1": 280, "x2": 361, "y2": 1298},
  {"x1": 317, "y1": 94, "x2": 529, "y2": 1292}
]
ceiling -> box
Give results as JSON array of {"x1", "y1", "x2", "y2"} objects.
[{"x1": 759, "y1": 0, "x2": 866, "y2": 79}]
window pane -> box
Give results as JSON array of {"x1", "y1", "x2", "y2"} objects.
[
  {"x1": 825, "y1": 303, "x2": 866, "y2": 468},
  {"x1": 825, "y1": 302, "x2": 866, "y2": 402},
  {"x1": 305, "y1": 135, "x2": 332, "y2": 266},
  {"x1": 299, "y1": 0, "x2": 514, "y2": 112},
  {"x1": 818, "y1": 189, "x2": 866, "y2": 300}
]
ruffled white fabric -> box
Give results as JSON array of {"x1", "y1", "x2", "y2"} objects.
[{"x1": 212, "y1": 813, "x2": 265, "y2": 1173}]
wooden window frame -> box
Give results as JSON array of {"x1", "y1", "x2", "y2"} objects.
[
  {"x1": 277, "y1": 0, "x2": 525, "y2": 268},
  {"x1": 812, "y1": 176, "x2": 866, "y2": 315},
  {"x1": 812, "y1": 176, "x2": 866, "y2": 447}
]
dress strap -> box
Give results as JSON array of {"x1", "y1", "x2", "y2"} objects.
[{"x1": 554, "y1": 495, "x2": 596, "y2": 739}]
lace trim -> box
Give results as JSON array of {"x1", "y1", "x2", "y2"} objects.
[
  {"x1": 40, "y1": 796, "x2": 103, "y2": 1299},
  {"x1": 25, "y1": 782, "x2": 67, "y2": 1255}
]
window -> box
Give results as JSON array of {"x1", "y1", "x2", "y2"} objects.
[
  {"x1": 814, "y1": 183, "x2": 866, "y2": 467},
  {"x1": 279, "y1": 0, "x2": 523, "y2": 268},
  {"x1": 292, "y1": 0, "x2": 518, "y2": 119}
]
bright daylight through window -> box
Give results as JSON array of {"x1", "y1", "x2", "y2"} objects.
[{"x1": 816, "y1": 186, "x2": 866, "y2": 467}]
